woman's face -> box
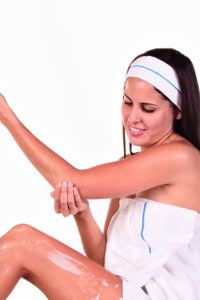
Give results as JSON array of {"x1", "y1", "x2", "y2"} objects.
[{"x1": 122, "y1": 77, "x2": 177, "y2": 150}]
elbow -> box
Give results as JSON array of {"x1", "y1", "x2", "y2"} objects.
[{"x1": 52, "y1": 167, "x2": 81, "y2": 188}]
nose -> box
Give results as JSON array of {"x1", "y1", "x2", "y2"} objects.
[{"x1": 128, "y1": 106, "x2": 142, "y2": 123}]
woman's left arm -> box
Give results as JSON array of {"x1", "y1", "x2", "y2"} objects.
[{"x1": 0, "y1": 94, "x2": 191, "y2": 200}]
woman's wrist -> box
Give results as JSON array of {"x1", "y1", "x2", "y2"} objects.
[
  {"x1": 0, "y1": 95, "x2": 16, "y2": 127},
  {"x1": 74, "y1": 206, "x2": 91, "y2": 221},
  {"x1": 1, "y1": 108, "x2": 18, "y2": 128}
]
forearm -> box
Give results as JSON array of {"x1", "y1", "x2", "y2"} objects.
[
  {"x1": 3, "y1": 111, "x2": 78, "y2": 188},
  {"x1": 74, "y1": 209, "x2": 106, "y2": 266}
]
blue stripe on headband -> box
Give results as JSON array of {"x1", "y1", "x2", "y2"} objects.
[{"x1": 130, "y1": 65, "x2": 181, "y2": 93}]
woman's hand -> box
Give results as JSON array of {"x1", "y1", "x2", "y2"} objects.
[
  {"x1": 50, "y1": 181, "x2": 89, "y2": 217},
  {"x1": 0, "y1": 93, "x2": 15, "y2": 124}
]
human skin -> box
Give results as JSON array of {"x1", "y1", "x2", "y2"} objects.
[
  {"x1": 0, "y1": 92, "x2": 197, "y2": 200},
  {"x1": 0, "y1": 224, "x2": 122, "y2": 299},
  {"x1": 0, "y1": 77, "x2": 200, "y2": 298},
  {"x1": 51, "y1": 181, "x2": 107, "y2": 266},
  {"x1": 122, "y1": 77, "x2": 181, "y2": 151}
]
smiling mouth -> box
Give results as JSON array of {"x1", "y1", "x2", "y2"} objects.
[{"x1": 128, "y1": 126, "x2": 146, "y2": 137}]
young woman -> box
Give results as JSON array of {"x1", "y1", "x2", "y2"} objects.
[{"x1": 0, "y1": 48, "x2": 200, "y2": 300}]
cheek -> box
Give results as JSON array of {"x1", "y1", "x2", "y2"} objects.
[
  {"x1": 148, "y1": 112, "x2": 174, "y2": 132},
  {"x1": 121, "y1": 104, "x2": 128, "y2": 122}
]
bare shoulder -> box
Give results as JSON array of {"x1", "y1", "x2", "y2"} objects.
[
  {"x1": 131, "y1": 141, "x2": 199, "y2": 168},
  {"x1": 122, "y1": 141, "x2": 199, "y2": 188},
  {"x1": 157, "y1": 141, "x2": 199, "y2": 167}
]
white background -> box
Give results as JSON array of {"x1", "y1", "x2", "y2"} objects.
[{"x1": 0, "y1": 0, "x2": 199, "y2": 299}]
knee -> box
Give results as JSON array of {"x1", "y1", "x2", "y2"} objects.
[
  {"x1": 0, "y1": 224, "x2": 38, "y2": 255},
  {"x1": 3, "y1": 224, "x2": 36, "y2": 240}
]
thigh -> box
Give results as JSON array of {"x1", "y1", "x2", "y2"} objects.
[{"x1": 5, "y1": 224, "x2": 122, "y2": 300}]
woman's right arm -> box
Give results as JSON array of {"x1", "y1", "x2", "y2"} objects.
[
  {"x1": 52, "y1": 182, "x2": 120, "y2": 266},
  {"x1": 52, "y1": 182, "x2": 107, "y2": 266},
  {"x1": 103, "y1": 198, "x2": 120, "y2": 238},
  {"x1": 76, "y1": 197, "x2": 121, "y2": 266},
  {"x1": 74, "y1": 208, "x2": 106, "y2": 266}
]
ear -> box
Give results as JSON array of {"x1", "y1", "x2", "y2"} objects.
[
  {"x1": 174, "y1": 108, "x2": 181, "y2": 120},
  {"x1": 175, "y1": 110, "x2": 181, "y2": 120}
]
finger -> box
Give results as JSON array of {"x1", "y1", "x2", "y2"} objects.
[
  {"x1": 51, "y1": 190, "x2": 60, "y2": 213},
  {"x1": 60, "y1": 181, "x2": 69, "y2": 216},
  {"x1": 54, "y1": 199, "x2": 61, "y2": 214},
  {"x1": 54, "y1": 183, "x2": 62, "y2": 213},
  {"x1": 73, "y1": 187, "x2": 83, "y2": 209},
  {"x1": 67, "y1": 182, "x2": 77, "y2": 215},
  {"x1": 74, "y1": 187, "x2": 89, "y2": 213},
  {"x1": 54, "y1": 183, "x2": 62, "y2": 201}
]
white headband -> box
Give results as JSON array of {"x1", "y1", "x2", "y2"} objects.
[{"x1": 126, "y1": 56, "x2": 181, "y2": 109}]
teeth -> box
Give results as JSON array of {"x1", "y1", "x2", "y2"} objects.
[{"x1": 130, "y1": 127, "x2": 144, "y2": 132}]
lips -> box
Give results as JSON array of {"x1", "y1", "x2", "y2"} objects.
[{"x1": 128, "y1": 126, "x2": 146, "y2": 137}]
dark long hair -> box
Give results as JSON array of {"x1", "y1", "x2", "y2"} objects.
[{"x1": 123, "y1": 48, "x2": 200, "y2": 156}]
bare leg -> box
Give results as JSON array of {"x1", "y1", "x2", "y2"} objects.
[{"x1": 0, "y1": 224, "x2": 122, "y2": 300}]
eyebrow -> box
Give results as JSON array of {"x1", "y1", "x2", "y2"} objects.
[{"x1": 124, "y1": 93, "x2": 160, "y2": 107}]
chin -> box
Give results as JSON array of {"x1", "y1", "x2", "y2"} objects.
[{"x1": 128, "y1": 138, "x2": 146, "y2": 147}]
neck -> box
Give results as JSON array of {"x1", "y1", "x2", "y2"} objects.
[{"x1": 140, "y1": 130, "x2": 177, "y2": 152}]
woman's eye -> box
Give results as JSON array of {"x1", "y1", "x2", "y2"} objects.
[
  {"x1": 142, "y1": 107, "x2": 155, "y2": 113},
  {"x1": 124, "y1": 100, "x2": 132, "y2": 105},
  {"x1": 123, "y1": 97, "x2": 132, "y2": 105}
]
